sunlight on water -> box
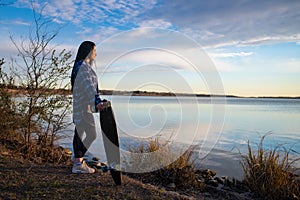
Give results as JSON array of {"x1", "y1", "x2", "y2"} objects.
[{"x1": 59, "y1": 96, "x2": 300, "y2": 178}]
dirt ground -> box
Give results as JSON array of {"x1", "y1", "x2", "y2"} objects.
[{"x1": 0, "y1": 144, "x2": 253, "y2": 200}]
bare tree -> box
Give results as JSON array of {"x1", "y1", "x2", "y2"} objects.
[{"x1": 9, "y1": 3, "x2": 73, "y2": 162}]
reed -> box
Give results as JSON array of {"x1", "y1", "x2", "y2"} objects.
[
  {"x1": 127, "y1": 137, "x2": 204, "y2": 190},
  {"x1": 241, "y1": 134, "x2": 300, "y2": 199}
]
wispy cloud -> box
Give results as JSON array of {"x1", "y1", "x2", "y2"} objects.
[
  {"x1": 235, "y1": 35, "x2": 300, "y2": 47},
  {"x1": 14, "y1": 0, "x2": 300, "y2": 48},
  {"x1": 15, "y1": 0, "x2": 157, "y2": 26},
  {"x1": 210, "y1": 51, "x2": 254, "y2": 58},
  {"x1": 277, "y1": 58, "x2": 300, "y2": 73},
  {"x1": 0, "y1": 19, "x2": 30, "y2": 26},
  {"x1": 142, "y1": 0, "x2": 300, "y2": 47},
  {"x1": 138, "y1": 19, "x2": 173, "y2": 29},
  {"x1": 12, "y1": 19, "x2": 30, "y2": 26},
  {"x1": 91, "y1": 26, "x2": 121, "y2": 43}
]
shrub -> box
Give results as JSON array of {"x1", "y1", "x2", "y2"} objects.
[
  {"x1": 0, "y1": 58, "x2": 21, "y2": 142},
  {"x1": 0, "y1": 4, "x2": 73, "y2": 164},
  {"x1": 241, "y1": 134, "x2": 300, "y2": 199}
]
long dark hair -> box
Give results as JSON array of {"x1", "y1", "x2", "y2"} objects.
[
  {"x1": 71, "y1": 41, "x2": 96, "y2": 91},
  {"x1": 74, "y1": 41, "x2": 96, "y2": 64}
]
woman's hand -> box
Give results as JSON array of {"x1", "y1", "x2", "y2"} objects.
[{"x1": 96, "y1": 102, "x2": 104, "y2": 111}]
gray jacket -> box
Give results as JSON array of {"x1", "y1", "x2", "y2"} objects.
[{"x1": 72, "y1": 61, "x2": 99, "y2": 125}]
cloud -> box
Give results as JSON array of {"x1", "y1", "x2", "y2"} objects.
[
  {"x1": 0, "y1": 19, "x2": 30, "y2": 26},
  {"x1": 210, "y1": 51, "x2": 253, "y2": 58},
  {"x1": 92, "y1": 27, "x2": 220, "y2": 75},
  {"x1": 276, "y1": 58, "x2": 300, "y2": 73},
  {"x1": 12, "y1": 19, "x2": 30, "y2": 26},
  {"x1": 15, "y1": 0, "x2": 157, "y2": 26},
  {"x1": 138, "y1": 19, "x2": 173, "y2": 29},
  {"x1": 0, "y1": 39, "x2": 19, "y2": 58},
  {"x1": 212, "y1": 59, "x2": 236, "y2": 72},
  {"x1": 141, "y1": 0, "x2": 300, "y2": 47},
  {"x1": 14, "y1": 0, "x2": 300, "y2": 48}
]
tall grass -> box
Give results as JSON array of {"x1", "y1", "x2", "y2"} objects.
[
  {"x1": 127, "y1": 137, "x2": 204, "y2": 190},
  {"x1": 241, "y1": 134, "x2": 300, "y2": 199}
]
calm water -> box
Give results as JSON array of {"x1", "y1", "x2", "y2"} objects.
[{"x1": 60, "y1": 96, "x2": 300, "y2": 178}]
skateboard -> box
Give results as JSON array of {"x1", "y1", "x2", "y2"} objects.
[{"x1": 99, "y1": 100, "x2": 122, "y2": 185}]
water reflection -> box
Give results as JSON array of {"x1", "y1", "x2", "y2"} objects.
[{"x1": 59, "y1": 96, "x2": 300, "y2": 177}]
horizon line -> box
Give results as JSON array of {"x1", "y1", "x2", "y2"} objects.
[{"x1": 1, "y1": 85, "x2": 299, "y2": 99}]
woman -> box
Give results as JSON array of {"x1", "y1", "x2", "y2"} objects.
[{"x1": 71, "y1": 41, "x2": 103, "y2": 173}]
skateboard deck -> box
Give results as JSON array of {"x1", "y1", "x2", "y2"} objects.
[{"x1": 100, "y1": 100, "x2": 122, "y2": 185}]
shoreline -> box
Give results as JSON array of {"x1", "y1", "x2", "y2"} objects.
[
  {"x1": 58, "y1": 131, "x2": 300, "y2": 182},
  {"x1": 59, "y1": 135, "x2": 245, "y2": 180},
  {"x1": 0, "y1": 144, "x2": 252, "y2": 200},
  {"x1": 196, "y1": 148, "x2": 244, "y2": 180},
  {"x1": 2, "y1": 134, "x2": 299, "y2": 199},
  {"x1": 2, "y1": 86, "x2": 300, "y2": 99}
]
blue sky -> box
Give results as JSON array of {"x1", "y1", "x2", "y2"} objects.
[{"x1": 0, "y1": 0, "x2": 300, "y2": 97}]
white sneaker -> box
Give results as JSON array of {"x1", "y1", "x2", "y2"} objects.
[{"x1": 72, "y1": 161, "x2": 95, "y2": 174}]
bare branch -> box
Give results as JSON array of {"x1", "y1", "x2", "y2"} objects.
[{"x1": 5, "y1": 1, "x2": 73, "y2": 161}]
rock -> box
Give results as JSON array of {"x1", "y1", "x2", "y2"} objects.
[
  {"x1": 196, "y1": 169, "x2": 216, "y2": 179},
  {"x1": 223, "y1": 177, "x2": 249, "y2": 193},
  {"x1": 214, "y1": 176, "x2": 225, "y2": 185},
  {"x1": 166, "y1": 182, "x2": 176, "y2": 189},
  {"x1": 203, "y1": 169, "x2": 217, "y2": 178},
  {"x1": 207, "y1": 179, "x2": 219, "y2": 187},
  {"x1": 202, "y1": 192, "x2": 212, "y2": 198},
  {"x1": 63, "y1": 148, "x2": 72, "y2": 155},
  {"x1": 221, "y1": 176, "x2": 228, "y2": 179},
  {"x1": 240, "y1": 192, "x2": 253, "y2": 199},
  {"x1": 209, "y1": 169, "x2": 217, "y2": 177},
  {"x1": 224, "y1": 177, "x2": 236, "y2": 188}
]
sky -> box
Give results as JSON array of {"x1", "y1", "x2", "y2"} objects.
[{"x1": 0, "y1": 0, "x2": 300, "y2": 97}]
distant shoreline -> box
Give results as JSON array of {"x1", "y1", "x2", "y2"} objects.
[
  {"x1": 1, "y1": 86, "x2": 300, "y2": 99},
  {"x1": 101, "y1": 90, "x2": 300, "y2": 99}
]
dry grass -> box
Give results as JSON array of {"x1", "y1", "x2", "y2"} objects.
[
  {"x1": 126, "y1": 137, "x2": 204, "y2": 191},
  {"x1": 241, "y1": 134, "x2": 300, "y2": 200},
  {"x1": 0, "y1": 85, "x2": 71, "y2": 164}
]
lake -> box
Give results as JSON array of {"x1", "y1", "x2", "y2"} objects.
[{"x1": 59, "y1": 96, "x2": 300, "y2": 179}]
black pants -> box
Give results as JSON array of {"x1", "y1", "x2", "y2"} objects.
[{"x1": 73, "y1": 113, "x2": 97, "y2": 158}]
